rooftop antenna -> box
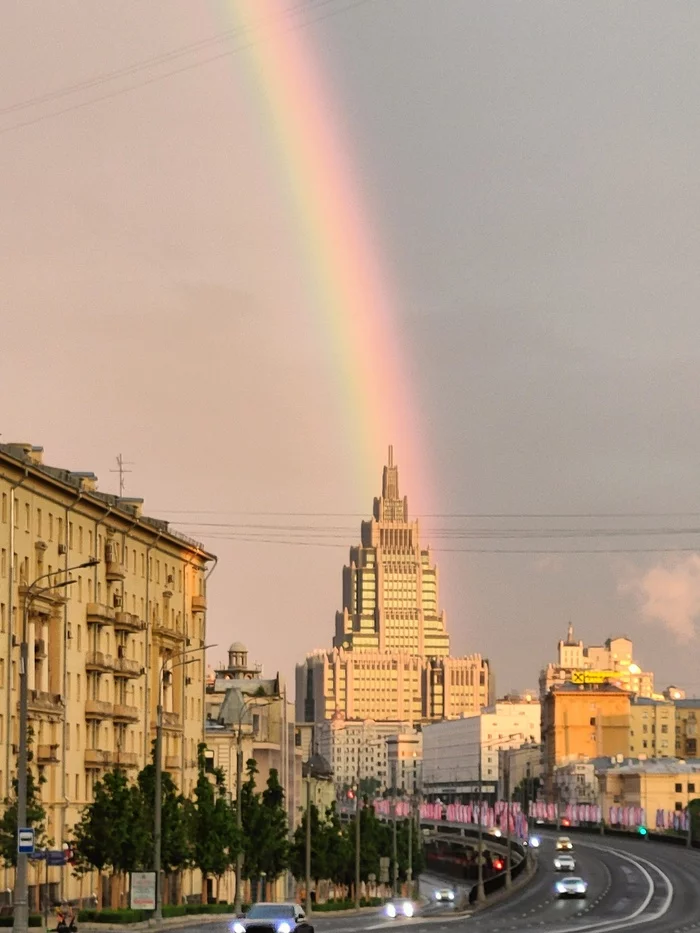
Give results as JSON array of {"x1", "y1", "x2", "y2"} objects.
[{"x1": 110, "y1": 453, "x2": 133, "y2": 497}]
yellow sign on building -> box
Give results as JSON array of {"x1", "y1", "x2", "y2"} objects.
[{"x1": 571, "y1": 670, "x2": 619, "y2": 685}]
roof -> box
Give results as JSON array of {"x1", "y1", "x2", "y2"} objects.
[
  {"x1": 672, "y1": 699, "x2": 700, "y2": 708},
  {"x1": 551, "y1": 682, "x2": 629, "y2": 694},
  {"x1": 229, "y1": 641, "x2": 247, "y2": 652},
  {"x1": 0, "y1": 442, "x2": 215, "y2": 559},
  {"x1": 631, "y1": 696, "x2": 673, "y2": 706},
  {"x1": 597, "y1": 758, "x2": 700, "y2": 775}
]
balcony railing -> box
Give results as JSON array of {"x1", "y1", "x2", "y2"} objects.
[
  {"x1": 85, "y1": 749, "x2": 112, "y2": 769},
  {"x1": 113, "y1": 703, "x2": 140, "y2": 723},
  {"x1": 85, "y1": 699, "x2": 114, "y2": 719},
  {"x1": 27, "y1": 690, "x2": 63, "y2": 718},
  {"x1": 114, "y1": 751, "x2": 140, "y2": 769},
  {"x1": 105, "y1": 561, "x2": 126, "y2": 582},
  {"x1": 34, "y1": 639, "x2": 47, "y2": 659},
  {"x1": 114, "y1": 612, "x2": 145, "y2": 633},
  {"x1": 152, "y1": 620, "x2": 186, "y2": 643},
  {"x1": 36, "y1": 743, "x2": 59, "y2": 764},
  {"x1": 85, "y1": 650, "x2": 111, "y2": 671},
  {"x1": 161, "y1": 710, "x2": 181, "y2": 730},
  {"x1": 113, "y1": 656, "x2": 142, "y2": 677},
  {"x1": 191, "y1": 594, "x2": 207, "y2": 612},
  {"x1": 86, "y1": 603, "x2": 115, "y2": 626},
  {"x1": 165, "y1": 755, "x2": 181, "y2": 771}
]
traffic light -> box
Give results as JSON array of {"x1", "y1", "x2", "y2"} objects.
[{"x1": 638, "y1": 826, "x2": 647, "y2": 836}]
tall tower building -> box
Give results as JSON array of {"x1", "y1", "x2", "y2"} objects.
[{"x1": 296, "y1": 448, "x2": 492, "y2": 730}]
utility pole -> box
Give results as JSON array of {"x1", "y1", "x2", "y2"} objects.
[
  {"x1": 504, "y1": 755, "x2": 512, "y2": 888},
  {"x1": 476, "y1": 749, "x2": 485, "y2": 903},
  {"x1": 354, "y1": 768, "x2": 361, "y2": 911},
  {"x1": 391, "y1": 759, "x2": 398, "y2": 897},
  {"x1": 305, "y1": 776, "x2": 312, "y2": 915}
]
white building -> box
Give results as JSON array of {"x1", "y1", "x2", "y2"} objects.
[
  {"x1": 316, "y1": 716, "x2": 416, "y2": 791},
  {"x1": 422, "y1": 700, "x2": 541, "y2": 800},
  {"x1": 387, "y1": 732, "x2": 423, "y2": 793}
]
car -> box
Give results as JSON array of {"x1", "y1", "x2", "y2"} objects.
[
  {"x1": 432, "y1": 887, "x2": 455, "y2": 903},
  {"x1": 232, "y1": 903, "x2": 313, "y2": 933},
  {"x1": 385, "y1": 899, "x2": 416, "y2": 919},
  {"x1": 556, "y1": 836, "x2": 573, "y2": 850},
  {"x1": 555, "y1": 876, "x2": 587, "y2": 899},
  {"x1": 528, "y1": 835, "x2": 541, "y2": 848},
  {"x1": 553, "y1": 854, "x2": 576, "y2": 872}
]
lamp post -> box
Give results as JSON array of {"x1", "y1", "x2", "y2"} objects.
[
  {"x1": 154, "y1": 643, "x2": 215, "y2": 923},
  {"x1": 233, "y1": 691, "x2": 278, "y2": 915},
  {"x1": 14, "y1": 560, "x2": 99, "y2": 933}
]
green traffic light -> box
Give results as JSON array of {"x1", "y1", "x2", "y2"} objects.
[{"x1": 638, "y1": 827, "x2": 647, "y2": 836}]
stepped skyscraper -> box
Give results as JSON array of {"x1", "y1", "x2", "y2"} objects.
[{"x1": 296, "y1": 447, "x2": 493, "y2": 727}]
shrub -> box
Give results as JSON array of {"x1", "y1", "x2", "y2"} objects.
[
  {"x1": 77, "y1": 908, "x2": 148, "y2": 924},
  {"x1": 0, "y1": 917, "x2": 42, "y2": 928}
]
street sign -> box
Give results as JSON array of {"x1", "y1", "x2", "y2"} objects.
[
  {"x1": 18, "y1": 828, "x2": 34, "y2": 855},
  {"x1": 571, "y1": 670, "x2": 618, "y2": 685},
  {"x1": 130, "y1": 872, "x2": 156, "y2": 911},
  {"x1": 47, "y1": 850, "x2": 68, "y2": 866}
]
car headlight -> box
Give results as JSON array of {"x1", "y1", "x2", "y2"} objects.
[
  {"x1": 556, "y1": 883, "x2": 565, "y2": 893},
  {"x1": 232, "y1": 924, "x2": 245, "y2": 933},
  {"x1": 386, "y1": 904, "x2": 397, "y2": 918},
  {"x1": 402, "y1": 902, "x2": 414, "y2": 918},
  {"x1": 448, "y1": 892, "x2": 454, "y2": 901},
  {"x1": 277, "y1": 923, "x2": 291, "y2": 933},
  {"x1": 434, "y1": 891, "x2": 441, "y2": 900},
  {"x1": 493, "y1": 829, "x2": 502, "y2": 837},
  {"x1": 529, "y1": 836, "x2": 540, "y2": 847},
  {"x1": 576, "y1": 885, "x2": 586, "y2": 894}
]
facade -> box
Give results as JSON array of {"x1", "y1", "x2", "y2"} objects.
[
  {"x1": 296, "y1": 449, "x2": 492, "y2": 748},
  {"x1": 539, "y1": 625, "x2": 654, "y2": 699},
  {"x1": 629, "y1": 697, "x2": 674, "y2": 759},
  {"x1": 0, "y1": 442, "x2": 214, "y2": 905},
  {"x1": 599, "y1": 759, "x2": 700, "y2": 816},
  {"x1": 553, "y1": 761, "x2": 599, "y2": 805},
  {"x1": 498, "y1": 744, "x2": 543, "y2": 800},
  {"x1": 675, "y1": 699, "x2": 700, "y2": 758},
  {"x1": 422, "y1": 700, "x2": 541, "y2": 801},
  {"x1": 542, "y1": 683, "x2": 631, "y2": 794},
  {"x1": 316, "y1": 717, "x2": 416, "y2": 792},
  {"x1": 386, "y1": 732, "x2": 422, "y2": 793}
]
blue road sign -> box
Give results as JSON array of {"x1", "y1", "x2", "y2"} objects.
[
  {"x1": 18, "y1": 828, "x2": 35, "y2": 855},
  {"x1": 46, "y1": 850, "x2": 67, "y2": 866}
]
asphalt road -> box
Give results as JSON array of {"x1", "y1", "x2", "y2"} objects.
[{"x1": 180, "y1": 831, "x2": 700, "y2": 933}]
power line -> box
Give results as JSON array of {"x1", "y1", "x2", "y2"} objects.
[{"x1": 0, "y1": 0, "x2": 373, "y2": 135}]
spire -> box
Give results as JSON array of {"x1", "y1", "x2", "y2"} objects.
[
  {"x1": 382, "y1": 444, "x2": 399, "y2": 501},
  {"x1": 388, "y1": 444, "x2": 394, "y2": 468},
  {"x1": 567, "y1": 621, "x2": 574, "y2": 643}
]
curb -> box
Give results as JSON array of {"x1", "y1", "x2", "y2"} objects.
[{"x1": 79, "y1": 915, "x2": 237, "y2": 933}]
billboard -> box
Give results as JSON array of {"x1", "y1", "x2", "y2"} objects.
[{"x1": 571, "y1": 670, "x2": 619, "y2": 685}]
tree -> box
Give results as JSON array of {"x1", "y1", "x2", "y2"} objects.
[
  {"x1": 0, "y1": 739, "x2": 49, "y2": 867},
  {"x1": 188, "y1": 744, "x2": 239, "y2": 900},
  {"x1": 258, "y1": 769, "x2": 289, "y2": 880},
  {"x1": 137, "y1": 758, "x2": 190, "y2": 875},
  {"x1": 241, "y1": 759, "x2": 263, "y2": 880},
  {"x1": 72, "y1": 768, "x2": 145, "y2": 876},
  {"x1": 289, "y1": 803, "x2": 325, "y2": 883}
]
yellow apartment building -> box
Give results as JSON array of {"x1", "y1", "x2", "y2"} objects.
[
  {"x1": 599, "y1": 760, "x2": 700, "y2": 816},
  {"x1": 629, "y1": 697, "x2": 674, "y2": 758},
  {"x1": 675, "y1": 699, "x2": 700, "y2": 758},
  {"x1": 0, "y1": 442, "x2": 215, "y2": 907},
  {"x1": 542, "y1": 683, "x2": 631, "y2": 794}
]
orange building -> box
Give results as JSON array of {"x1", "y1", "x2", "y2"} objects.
[{"x1": 542, "y1": 682, "x2": 631, "y2": 794}]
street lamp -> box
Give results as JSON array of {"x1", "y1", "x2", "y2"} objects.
[
  {"x1": 233, "y1": 690, "x2": 278, "y2": 915},
  {"x1": 14, "y1": 559, "x2": 99, "y2": 933},
  {"x1": 153, "y1": 643, "x2": 216, "y2": 922}
]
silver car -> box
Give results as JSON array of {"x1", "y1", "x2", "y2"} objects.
[
  {"x1": 555, "y1": 876, "x2": 587, "y2": 899},
  {"x1": 553, "y1": 854, "x2": 576, "y2": 872}
]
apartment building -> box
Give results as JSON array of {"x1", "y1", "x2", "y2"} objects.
[
  {"x1": 0, "y1": 442, "x2": 214, "y2": 905},
  {"x1": 675, "y1": 699, "x2": 700, "y2": 758},
  {"x1": 629, "y1": 697, "x2": 674, "y2": 758}
]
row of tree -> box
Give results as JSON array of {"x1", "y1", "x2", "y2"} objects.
[{"x1": 0, "y1": 743, "x2": 422, "y2": 897}]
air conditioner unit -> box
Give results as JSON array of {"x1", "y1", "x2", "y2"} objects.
[
  {"x1": 118, "y1": 645, "x2": 126, "y2": 659},
  {"x1": 167, "y1": 574, "x2": 174, "y2": 585},
  {"x1": 186, "y1": 637, "x2": 191, "y2": 646},
  {"x1": 58, "y1": 544, "x2": 67, "y2": 555},
  {"x1": 66, "y1": 627, "x2": 72, "y2": 640},
  {"x1": 11, "y1": 635, "x2": 18, "y2": 648},
  {"x1": 185, "y1": 677, "x2": 192, "y2": 686},
  {"x1": 113, "y1": 594, "x2": 122, "y2": 608}
]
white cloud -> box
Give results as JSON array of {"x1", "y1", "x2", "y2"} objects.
[{"x1": 621, "y1": 555, "x2": 700, "y2": 642}]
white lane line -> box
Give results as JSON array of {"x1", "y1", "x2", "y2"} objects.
[{"x1": 541, "y1": 841, "x2": 673, "y2": 933}]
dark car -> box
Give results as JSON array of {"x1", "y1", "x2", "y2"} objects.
[{"x1": 231, "y1": 903, "x2": 313, "y2": 933}]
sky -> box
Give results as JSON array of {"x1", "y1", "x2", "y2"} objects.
[{"x1": 3, "y1": 1, "x2": 700, "y2": 697}]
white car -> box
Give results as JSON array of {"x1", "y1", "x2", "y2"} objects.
[
  {"x1": 385, "y1": 900, "x2": 415, "y2": 919},
  {"x1": 555, "y1": 876, "x2": 587, "y2": 899},
  {"x1": 433, "y1": 888, "x2": 455, "y2": 902},
  {"x1": 556, "y1": 836, "x2": 573, "y2": 851},
  {"x1": 554, "y1": 854, "x2": 576, "y2": 872}
]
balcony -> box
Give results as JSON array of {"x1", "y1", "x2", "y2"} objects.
[
  {"x1": 85, "y1": 699, "x2": 114, "y2": 719},
  {"x1": 165, "y1": 755, "x2": 181, "y2": 771},
  {"x1": 34, "y1": 639, "x2": 47, "y2": 660},
  {"x1": 86, "y1": 603, "x2": 114, "y2": 626},
  {"x1": 85, "y1": 748, "x2": 112, "y2": 769},
  {"x1": 161, "y1": 710, "x2": 182, "y2": 731},
  {"x1": 113, "y1": 656, "x2": 142, "y2": 678},
  {"x1": 36, "y1": 743, "x2": 59, "y2": 765},
  {"x1": 106, "y1": 561, "x2": 126, "y2": 582},
  {"x1": 191, "y1": 594, "x2": 207, "y2": 612},
  {"x1": 85, "y1": 650, "x2": 111, "y2": 671},
  {"x1": 113, "y1": 703, "x2": 140, "y2": 723},
  {"x1": 114, "y1": 612, "x2": 145, "y2": 633},
  {"x1": 27, "y1": 690, "x2": 63, "y2": 720},
  {"x1": 113, "y1": 751, "x2": 140, "y2": 769},
  {"x1": 152, "y1": 620, "x2": 186, "y2": 644}
]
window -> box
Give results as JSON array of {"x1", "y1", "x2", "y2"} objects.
[
  {"x1": 57, "y1": 517, "x2": 63, "y2": 542},
  {"x1": 77, "y1": 625, "x2": 82, "y2": 650},
  {"x1": 24, "y1": 503, "x2": 30, "y2": 531},
  {"x1": 675, "y1": 802, "x2": 683, "y2": 811},
  {"x1": 69, "y1": 522, "x2": 74, "y2": 549},
  {"x1": 690, "y1": 783, "x2": 696, "y2": 793},
  {"x1": 48, "y1": 514, "x2": 53, "y2": 541},
  {"x1": 661, "y1": 725, "x2": 668, "y2": 733},
  {"x1": 36, "y1": 509, "x2": 42, "y2": 537},
  {"x1": 0, "y1": 604, "x2": 5, "y2": 633},
  {"x1": 675, "y1": 783, "x2": 682, "y2": 793},
  {"x1": 1, "y1": 493, "x2": 6, "y2": 523},
  {"x1": 1, "y1": 550, "x2": 6, "y2": 578},
  {"x1": 78, "y1": 527, "x2": 84, "y2": 553},
  {"x1": 590, "y1": 717, "x2": 596, "y2": 726}
]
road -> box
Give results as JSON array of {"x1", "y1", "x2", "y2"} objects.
[{"x1": 181, "y1": 831, "x2": 700, "y2": 933}]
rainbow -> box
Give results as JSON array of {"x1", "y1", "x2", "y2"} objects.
[{"x1": 229, "y1": 1, "x2": 431, "y2": 508}]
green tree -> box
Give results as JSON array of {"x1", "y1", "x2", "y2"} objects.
[
  {"x1": 72, "y1": 768, "x2": 145, "y2": 876},
  {"x1": 241, "y1": 759, "x2": 263, "y2": 880},
  {"x1": 188, "y1": 744, "x2": 239, "y2": 899},
  {"x1": 0, "y1": 740, "x2": 49, "y2": 867},
  {"x1": 137, "y1": 758, "x2": 190, "y2": 874},
  {"x1": 258, "y1": 769, "x2": 289, "y2": 880},
  {"x1": 289, "y1": 802, "x2": 323, "y2": 882}
]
